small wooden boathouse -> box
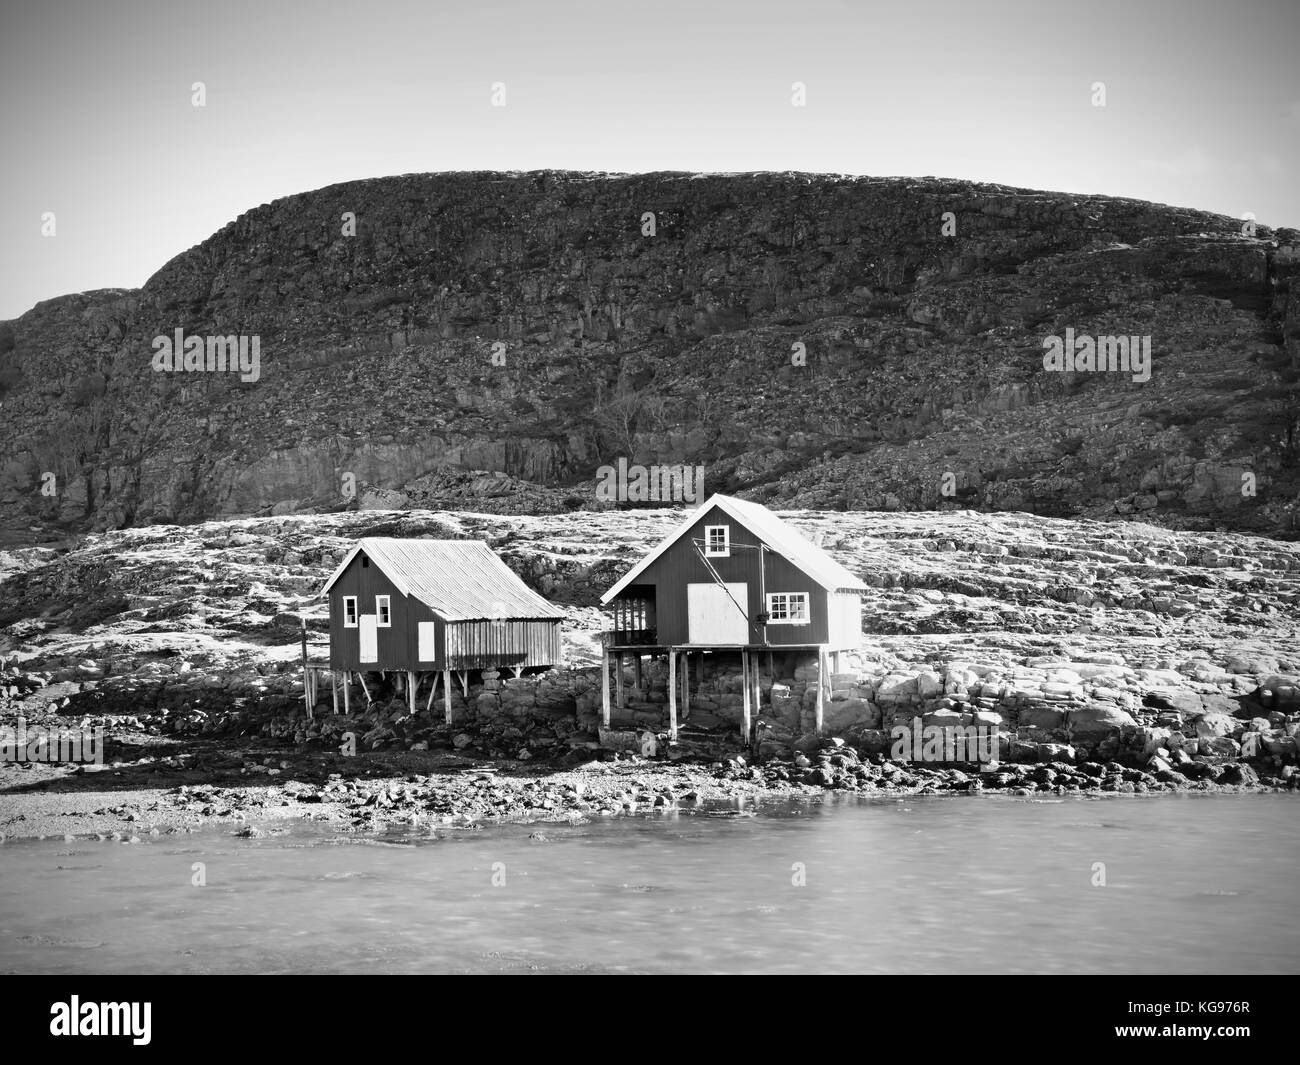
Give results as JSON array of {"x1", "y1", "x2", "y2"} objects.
[
  {"x1": 308, "y1": 537, "x2": 565, "y2": 720},
  {"x1": 599, "y1": 494, "x2": 866, "y2": 741}
]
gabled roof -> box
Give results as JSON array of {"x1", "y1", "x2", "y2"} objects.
[
  {"x1": 320, "y1": 538, "x2": 565, "y2": 622},
  {"x1": 600, "y1": 494, "x2": 868, "y2": 603}
]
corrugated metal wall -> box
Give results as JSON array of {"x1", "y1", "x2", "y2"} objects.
[{"x1": 446, "y1": 619, "x2": 562, "y2": 669}]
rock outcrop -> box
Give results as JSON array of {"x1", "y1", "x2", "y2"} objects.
[{"x1": 0, "y1": 172, "x2": 1297, "y2": 542}]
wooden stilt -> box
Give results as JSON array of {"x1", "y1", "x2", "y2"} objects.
[
  {"x1": 600, "y1": 644, "x2": 611, "y2": 727},
  {"x1": 458, "y1": 670, "x2": 469, "y2": 698},
  {"x1": 425, "y1": 670, "x2": 439, "y2": 714},
  {"x1": 681, "y1": 651, "x2": 690, "y2": 720},
  {"x1": 332, "y1": 670, "x2": 339, "y2": 715},
  {"x1": 357, "y1": 672, "x2": 372, "y2": 705},
  {"x1": 752, "y1": 652, "x2": 762, "y2": 726},
  {"x1": 300, "y1": 619, "x2": 312, "y2": 719},
  {"x1": 633, "y1": 654, "x2": 642, "y2": 693},
  {"x1": 741, "y1": 651, "x2": 752, "y2": 746},
  {"x1": 343, "y1": 671, "x2": 351, "y2": 714},
  {"x1": 815, "y1": 647, "x2": 827, "y2": 733},
  {"x1": 615, "y1": 653, "x2": 626, "y2": 708},
  {"x1": 443, "y1": 668, "x2": 453, "y2": 725},
  {"x1": 407, "y1": 670, "x2": 416, "y2": 716},
  {"x1": 668, "y1": 648, "x2": 678, "y2": 741}
]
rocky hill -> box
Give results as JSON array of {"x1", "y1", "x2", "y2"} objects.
[{"x1": 1, "y1": 171, "x2": 1298, "y2": 544}]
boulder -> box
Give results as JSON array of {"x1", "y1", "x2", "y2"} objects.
[{"x1": 1067, "y1": 704, "x2": 1137, "y2": 735}]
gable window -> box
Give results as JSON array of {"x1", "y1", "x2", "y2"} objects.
[
  {"x1": 343, "y1": 596, "x2": 358, "y2": 628},
  {"x1": 767, "y1": 592, "x2": 810, "y2": 625},
  {"x1": 376, "y1": 595, "x2": 391, "y2": 627},
  {"x1": 704, "y1": 525, "x2": 730, "y2": 557}
]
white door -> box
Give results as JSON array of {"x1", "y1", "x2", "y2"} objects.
[
  {"x1": 687, "y1": 582, "x2": 749, "y2": 644},
  {"x1": 417, "y1": 621, "x2": 437, "y2": 663},
  {"x1": 359, "y1": 614, "x2": 378, "y2": 663}
]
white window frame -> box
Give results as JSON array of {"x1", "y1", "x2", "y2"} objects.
[
  {"x1": 704, "y1": 525, "x2": 730, "y2": 557},
  {"x1": 767, "y1": 592, "x2": 810, "y2": 625},
  {"x1": 376, "y1": 595, "x2": 391, "y2": 628},
  {"x1": 343, "y1": 596, "x2": 358, "y2": 628}
]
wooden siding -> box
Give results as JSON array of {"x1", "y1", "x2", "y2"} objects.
[{"x1": 619, "y1": 503, "x2": 833, "y2": 646}]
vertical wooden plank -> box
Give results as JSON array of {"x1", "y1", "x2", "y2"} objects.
[
  {"x1": 633, "y1": 653, "x2": 642, "y2": 693},
  {"x1": 343, "y1": 672, "x2": 350, "y2": 715},
  {"x1": 407, "y1": 670, "x2": 416, "y2": 716},
  {"x1": 615, "y1": 653, "x2": 626, "y2": 708},
  {"x1": 741, "y1": 651, "x2": 752, "y2": 746},
  {"x1": 425, "y1": 671, "x2": 438, "y2": 714},
  {"x1": 601, "y1": 643, "x2": 611, "y2": 727},
  {"x1": 443, "y1": 669, "x2": 453, "y2": 725},
  {"x1": 332, "y1": 670, "x2": 339, "y2": 715},
  {"x1": 816, "y1": 646, "x2": 827, "y2": 733},
  {"x1": 668, "y1": 648, "x2": 678, "y2": 741},
  {"x1": 752, "y1": 652, "x2": 762, "y2": 727}
]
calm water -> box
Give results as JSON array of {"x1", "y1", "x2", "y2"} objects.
[{"x1": 1, "y1": 794, "x2": 1296, "y2": 974}]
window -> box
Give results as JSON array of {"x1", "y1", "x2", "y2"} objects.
[
  {"x1": 343, "y1": 596, "x2": 358, "y2": 628},
  {"x1": 376, "y1": 595, "x2": 391, "y2": 627},
  {"x1": 704, "y1": 525, "x2": 730, "y2": 557},
  {"x1": 767, "y1": 592, "x2": 810, "y2": 624}
]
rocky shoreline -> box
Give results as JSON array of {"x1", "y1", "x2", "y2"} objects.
[{"x1": 2, "y1": 699, "x2": 1294, "y2": 844}]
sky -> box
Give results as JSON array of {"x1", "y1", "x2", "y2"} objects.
[{"x1": 1, "y1": 0, "x2": 1297, "y2": 320}]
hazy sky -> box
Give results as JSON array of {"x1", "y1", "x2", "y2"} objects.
[{"x1": 1, "y1": 0, "x2": 1297, "y2": 320}]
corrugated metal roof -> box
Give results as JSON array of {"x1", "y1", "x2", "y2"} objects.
[
  {"x1": 601, "y1": 493, "x2": 868, "y2": 603},
  {"x1": 320, "y1": 539, "x2": 566, "y2": 622}
]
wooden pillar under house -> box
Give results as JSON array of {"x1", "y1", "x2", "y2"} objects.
[
  {"x1": 615, "y1": 653, "x2": 626, "y2": 709},
  {"x1": 741, "y1": 651, "x2": 752, "y2": 746},
  {"x1": 343, "y1": 672, "x2": 351, "y2": 714},
  {"x1": 681, "y1": 651, "x2": 690, "y2": 720},
  {"x1": 407, "y1": 670, "x2": 417, "y2": 716},
  {"x1": 425, "y1": 671, "x2": 439, "y2": 715},
  {"x1": 332, "y1": 670, "x2": 340, "y2": 715},
  {"x1": 600, "y1": 644, "x2": 611, "y2": 727},
  {"x1": 443, "y1": 668, "x2": 453, "y2": 725},
  {"x1": 815, "y1": 646, "x2": 828, "y2": 733},
  {"x1": 667, "y1": 648, "x2": 678, "y2": 741}
]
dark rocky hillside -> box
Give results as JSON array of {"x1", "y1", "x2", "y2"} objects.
[{"x1": 1, "y1": 171, "x2": 1298, "y2": 544}]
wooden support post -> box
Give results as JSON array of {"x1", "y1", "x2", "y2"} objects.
[
  {"x1": 343, "y1": 671, "x2": 351, "y2": 714},
  {"x1": 425, "y1": 671, "x2": 439, "y2": 714},
  {"x1": 681, "y1": 651, "x2": 690, "y2": 720},
  {"x1": 300, "y1": 619, "x2": 312, "y2": 720},
  {"x1": 459, "y1": 670, "x2": 469, "y2": 698},
  {"x1": 667, "y1": 648, "x2": 678, "y2": 741},
  {"x1": 357, "y1": 672, "x2": 372, "y2": 705},
  {"x1": 633, "y1": 654, "x2": 642, "y2": 692},
  {"x1": 815, "y1": 647, "x2": 827, "y2": 733},
  {"x1": 443, "y1": 669, "x2": 453, "y2": 725},
  {"x1": 332, "y1": 670, "x2": 339, "y2": 715},
  {"x1": 407, "y1": 670, "x2": 416, "y2": 716},
  {"x1": 741, "y1": 651, "x2": 752, "y2": 746},
  {"x1": 600, "y1": 644, "x2": 611, "y2": 727},
  {"x1": 615, "y1": 653, "x2": 626, "y2": 708}
]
